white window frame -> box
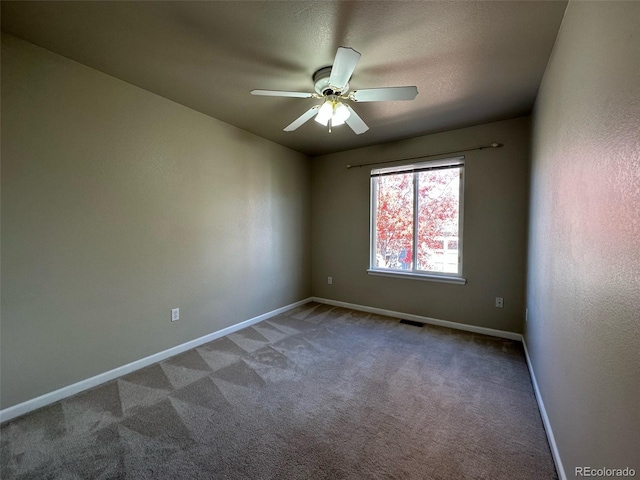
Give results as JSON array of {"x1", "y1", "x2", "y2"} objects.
[{"x1": 368, "y1": 156, "x2": 466, "y2": 285}]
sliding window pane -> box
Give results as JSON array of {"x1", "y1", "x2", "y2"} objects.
[
  {"x1": 374, "y1": 173, "x2": 414, "y2": 270},
  {"x1": 416, "y1": 168, "x2": 460, "y2": 273}
]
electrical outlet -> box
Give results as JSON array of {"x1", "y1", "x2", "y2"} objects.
[
  {"x1": 495, "y1": 297, "x2": 504, "y2": 308},
  {"x1": 171, "y1": 308, "x2": 180, "y2": 322},
  {"x1": 327, "y1": 276, "x2": 333, "y2": 285}
]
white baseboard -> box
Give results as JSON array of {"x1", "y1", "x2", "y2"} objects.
[
  {"x1": 312, "y1": 297, "x2": 522, "y2": 341},
  {"x1": 0, "y1": 297, "x2": 313, "y2": 424},
  {"x1": 521, "y1": 338, "x2": 567, "y2": 480}
]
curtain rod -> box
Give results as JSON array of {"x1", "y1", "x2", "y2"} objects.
[{"x1": 345, "y1": 142, "x2": 503, "y2": 169}]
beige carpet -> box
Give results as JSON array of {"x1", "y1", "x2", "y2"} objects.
[{"x1": 0, "y1": 302, "x2": 558, "y2": 479}]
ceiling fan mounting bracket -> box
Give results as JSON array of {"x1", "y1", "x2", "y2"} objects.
[{"x1": 313, "y1": 66, "x2": 349, "y2": 97}]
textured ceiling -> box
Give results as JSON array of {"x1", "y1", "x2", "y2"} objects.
[{"x1": 1, "y1": 1, "x2": 567, "y2": 156}]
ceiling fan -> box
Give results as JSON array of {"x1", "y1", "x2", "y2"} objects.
[{"x1": 250, "y1": 47, "x2": 418, "y2": 135}]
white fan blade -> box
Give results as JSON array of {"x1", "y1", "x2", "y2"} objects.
[
  {"x1": 344, "y1": 105, "x2": 369, "y2": 134},
  {"x1": 329, "y1": 47, "x2": 361, "y2": 91},
  {"x1": 284, "y1": 106, "x2": 320, "y2": 132},
  {"x1": 351, "y1": 86, "x2": 418, "y2": 102},
  {"x1": 251, "y1": 89, "x2": 314, "y2": 98}
]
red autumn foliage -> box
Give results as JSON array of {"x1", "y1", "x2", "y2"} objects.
[{"x1": 374, "y1": 168, "x2": 460, "y2": 271}]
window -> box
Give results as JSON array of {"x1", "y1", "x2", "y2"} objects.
[{"x1": 369, "y1": 156, "x2": 465, "y2": 282}]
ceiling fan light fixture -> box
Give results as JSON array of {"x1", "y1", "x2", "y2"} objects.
[
  {"x1": 314, "y1": 100, "x2": 333, "y2": 126},
  {"x1": 315, "y1": 97, "x2": 351, "y2": 128},
  {"x1": 332, "y1": 102, "x2": 351, "y2": 125}
]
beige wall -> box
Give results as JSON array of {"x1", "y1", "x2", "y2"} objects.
[
  {"x1": 311, "y1": 117, "x2": 531, "y2": 333},
  {"x1": 0, "y1": 34, "x2": 311, "y2": 409},
  {"x1": 527, "y1": 2, "x2": 640, "y2": 477}
]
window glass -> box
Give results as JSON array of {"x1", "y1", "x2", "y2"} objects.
[
  {"x1": 371, "y1": 158, "x2": 463, "y2": 276},
  {"x1": 416, "y1": 168, "x2": 460, "y2": 273},
  {"x1": 374, "y1": 172, "x2": 413, "y2": 270}
]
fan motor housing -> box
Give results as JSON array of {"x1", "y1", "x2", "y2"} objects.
[{"x1": 313, "y1": 66, "x2": 349, "y2": 96}]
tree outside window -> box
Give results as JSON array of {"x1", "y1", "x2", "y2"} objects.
[{"x1": 370, "y1": 158, "x2": 463, "y2": 276}]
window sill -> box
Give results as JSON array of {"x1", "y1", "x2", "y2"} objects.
[{"x1": 367, "y1": 269, "x2": 467, "y2": 285}]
